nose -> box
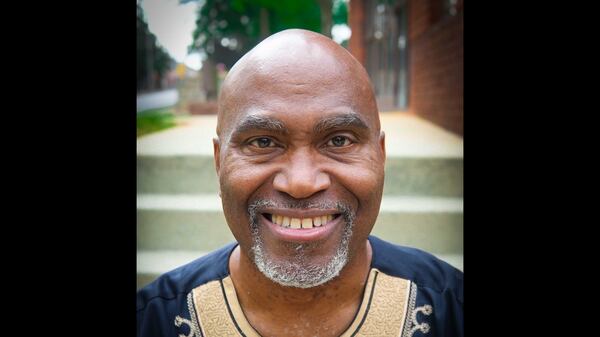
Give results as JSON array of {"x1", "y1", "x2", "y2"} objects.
[{"x1": 273, "y1": 148, "x2": 331, "y2": 199}]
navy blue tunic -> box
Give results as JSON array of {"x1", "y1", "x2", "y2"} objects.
[{"x1": 137, "y1": 235, "x2": 463, "y2": 337}]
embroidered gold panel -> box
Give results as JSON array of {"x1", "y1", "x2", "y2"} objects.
[{"x1": 189, "y1": 269, "x2": 414, "y2": 337}]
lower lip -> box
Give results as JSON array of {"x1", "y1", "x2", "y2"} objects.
[{"x1": 261, "y1": 214, "x2": 341, "y2": 243}]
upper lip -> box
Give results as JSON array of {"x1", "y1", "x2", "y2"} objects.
[{"x1": 260, "y1": 208, "x2": 339, "y2": 219}]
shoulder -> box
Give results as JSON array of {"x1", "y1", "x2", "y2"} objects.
[
  {"x1": 369, "y1": 235, "x2": 463, "y2": 303},
  {"x1": 136, "y1": 243, "x2": 237, "y2": 312}
]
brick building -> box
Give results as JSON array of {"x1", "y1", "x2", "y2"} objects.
[{"x1": 349, "y1": 0, "x2": 463, "y2": 135}]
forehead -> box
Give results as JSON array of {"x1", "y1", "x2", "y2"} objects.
[
  {"x1": 220, "y1": 65, "x2": 376, "y2": 138},
  {"x1": 218, "y1": 31, "x2": 379, "y2": 137},
  {"x1": 223, "y1": 83, "x2": 374, "y2": 140},
  {"x1": 234, "y1": 45, "x2": 358, "y2": 100}
]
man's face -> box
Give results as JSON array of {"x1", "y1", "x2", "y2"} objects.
[{"x1": 215, "y1": 33, "x2": 385, "y2": 288}]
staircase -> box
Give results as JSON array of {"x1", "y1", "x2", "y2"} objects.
[{"x1": 137, "y1": 113, "x2": 463, "y2": 289}]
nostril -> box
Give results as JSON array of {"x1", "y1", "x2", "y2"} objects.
[{"x1": 272, "y1": 169, "x2": 331, "y2": 200}]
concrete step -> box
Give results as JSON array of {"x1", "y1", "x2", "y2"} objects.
[
  {"x1": 137, "y1": 194, "x2": 463, "y2": 255},
  {"x1": 137, "y1": 155, "x2": 463, "y2": 197},
  {"x1": 136, "y1": 250, "x2": 463, "y2": 289}
]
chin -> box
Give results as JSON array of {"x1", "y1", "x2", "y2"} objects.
[{"x1": 250, "y1": 218, "x2": 354, "y2": 289}]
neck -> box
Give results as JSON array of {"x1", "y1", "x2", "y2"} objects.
[{"x1": 228, "y1": 239, "x2": 372, "y2": 335}]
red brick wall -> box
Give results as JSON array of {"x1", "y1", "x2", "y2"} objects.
[
  {"x1": 348, "y1": 0, "x2": 366, "y2": 66},
  {"x1": 408, "y1": 0, "x2": 463, "y2": 135}
]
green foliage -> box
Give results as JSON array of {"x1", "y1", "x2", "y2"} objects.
[
  {"x1": 153, "y1": 45, "x2": 173, "y2": 77},
  {"x1": 137, "y1": 3, "x2": 175, "y2": 89},
  {"x1": 332, "y1": 0, "x2": 348, "y2": 25},
  {"x1": 188, "y1": 0, "x2": 322, "y2": 66},
  {"x1": 137, "y1": 108, "x2": 176, "y2": 137}
]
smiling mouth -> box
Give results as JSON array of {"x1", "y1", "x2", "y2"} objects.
[{"x1": 263, "y1": 213, "x2": 341, "y2": 229}]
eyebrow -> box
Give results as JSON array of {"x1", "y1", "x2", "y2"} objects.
[
  {"x1": 313, "y1": 113, "x2": 369, "y2": 134},
  {"x1": 228, "y1": 112, "x2": 369, "y2": 141},
  {"x1": 230, "y1": 115, "x2": 288, "y2": 140}
]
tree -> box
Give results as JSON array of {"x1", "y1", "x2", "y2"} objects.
[
  {"x1": 137, "y1": 2, "x2": 175, "y2": 91},
  {"x1": 184, "y1": 0, "x2": 330, "y2": 68},
  {"x1": 182, "y1": 0, "x2": 342, "y2": 100}
]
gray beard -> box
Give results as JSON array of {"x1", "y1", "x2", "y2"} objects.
[{"x1": 247, "y1": 200, "x2": 355, "y2": 289}]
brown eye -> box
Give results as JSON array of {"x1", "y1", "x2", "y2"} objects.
[
  {"x1": 250, "y1": 137, "x2": 275, "y2": 148},
  {"x1": 327, "y1": 136, "x2": 351, "y2": 147}
]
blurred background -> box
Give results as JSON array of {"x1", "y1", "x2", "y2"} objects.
[{"x1": 137, "y1": 0, "x2": 463, "y2": 289}]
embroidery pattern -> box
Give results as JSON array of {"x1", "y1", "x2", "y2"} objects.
[
  {"x1": 407, "y1": 305, "x2": 433, "y2": 336},
  {"x1": 192, "y1": 280, "x2": 240, "y2": 336},
  {"x1": 402, "y1": 282, "x2": 418, "y2": 337},
  {"x1": 354, "y1": 271, "x2": 411, "y2": 336},
  {"x1": 185, "y1": 271, "x2": 419, "y2": 337},
  {"x1": 401, "y1": 283, "x2": 433, "y2": 337},
  {"x1": 187, "y1": 292, "x2": 203, "y2": 337},
  {"x1": 174, "y1": 315, "x2": 200, "y2": 337}
]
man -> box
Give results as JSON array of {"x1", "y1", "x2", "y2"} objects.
[{"x1": 137, "y1": 29, "x2": 463, "y2": 337}]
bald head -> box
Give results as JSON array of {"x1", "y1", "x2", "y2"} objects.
[{"x1": 217, "y1": 29, "x2": 379, "y2": 140}]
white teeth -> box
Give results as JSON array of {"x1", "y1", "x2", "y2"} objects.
[
  {"x1": 270, "y1": 214, "x2": 335, "y2": 229},
  {"x1": 313, "y1": 216, "x2": 322, "y2": 227}
]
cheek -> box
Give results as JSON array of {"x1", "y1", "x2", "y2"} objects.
[
  {"x1": 330, "y1": 152, "x2": 385, "y2": 233},
  {"x1": 334, "y1": 146, "x2": 384, "y2": 199},
  {"x1": 218, "y1": 153, "x2": 276, "y2": 237},
  {"x1": 336, "y1": 165, "x2": 383, "y2": 211},
  {"x1": 220, "y1": 154, "x2": 275, "y2": 200}
]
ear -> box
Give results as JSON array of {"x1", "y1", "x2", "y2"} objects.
[
  {"x1": 213, "y1": 137, "x2": 221, "y2": 176},
  {"x1": 379, "y1": 131, "x2": 386, "y2": 164}
]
